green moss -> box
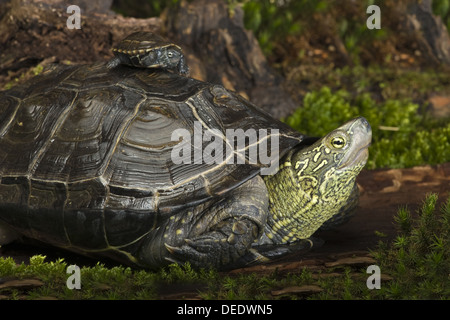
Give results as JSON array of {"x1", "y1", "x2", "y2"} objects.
[
  {"x1": 285, "y1": 65, "x2": 450, "y2": 106},
  {"x1": 284, "y1": 86, "x2": 450, "y2": 169},
  {"x1": 372, "y1": 193, "x2": 450, "y2": 299}
]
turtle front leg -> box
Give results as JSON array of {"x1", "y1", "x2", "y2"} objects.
[
  {"x1": 165, "y1": 219, "x2": 260, "y2": 269},
  {"x1": 163, "y1": 176, "x2": 269, "y2": 270},
  {"x1": 106, "y1": 57, "x2": 121, "y2": 69}
]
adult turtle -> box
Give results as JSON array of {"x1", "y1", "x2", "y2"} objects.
[
  {"x1": 0, "y1": 62, "x2": 371, "y2": 270},
  {"x1": 107, "y1": 31, "x2": 189, "y2": 76}
]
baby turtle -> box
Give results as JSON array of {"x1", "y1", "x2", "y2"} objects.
[{"x1": 107, "y1": 31, "x2": 189, "y2": 76}]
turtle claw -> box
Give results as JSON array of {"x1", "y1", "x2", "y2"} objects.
[
  {"x1": 164, "y1": 243, "x2": 196, "y2": 266},
  {"x1": 164, "y1": 255, "x2": 184, "y2": 266},
  {"x1": 164, "y1": 242, "x2": 196, "y2": 267},
  {"x1": 164, "y1": 243, "x2": 181, "y2": 255},
  {"x1": 164, "y1": 238, "x2": 219, "y2": 268}
]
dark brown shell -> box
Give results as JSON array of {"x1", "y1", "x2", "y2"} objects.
[{"x1": 0, "y1": 63, "x2": 303, "y2": 251}]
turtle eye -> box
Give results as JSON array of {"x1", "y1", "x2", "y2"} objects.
[
  {"x1": 167, "y1": 51, "x2": 174, "y2": 58},
  {"x1": 330, "y1": 136, "x2": 346, "y2": 149}
]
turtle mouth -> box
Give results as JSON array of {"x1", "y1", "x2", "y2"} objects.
[{"x1": 338, "y1": 142, "x2": 371, "y2": 170}]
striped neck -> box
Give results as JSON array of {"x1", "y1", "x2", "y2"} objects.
[{"x1": 262, "y1": 148, "x2": 360, "y2": 245}]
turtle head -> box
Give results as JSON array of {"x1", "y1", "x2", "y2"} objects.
[
  {"x1": 292, "y1": 116, "x2": 371, "y2": 177},
  {"x1": 157, "y1": 46, "x2": 189, "y2": 75},
  {"x1": 264, "y1": 117, "x2": 371, "y2": 243}
]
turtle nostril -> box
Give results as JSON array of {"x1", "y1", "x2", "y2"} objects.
[{"x1": 359, "y1": 117, "x2": 371, "y2": 132}]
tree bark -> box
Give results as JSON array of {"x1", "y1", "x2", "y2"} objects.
[{"x1": 405, "y1": 0, "x2": 450, "y2": 65}]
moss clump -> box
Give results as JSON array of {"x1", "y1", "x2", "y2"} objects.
[
  {"x1": 372, "y1": 193, "x2": 450, "y2": 299},
  {"x1": 284, "y1": 86, "x2": 450, "y2": 169},
  {"x1": 0, "y1": 258, "x2": 211, "y2": 300}
]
